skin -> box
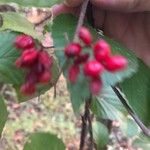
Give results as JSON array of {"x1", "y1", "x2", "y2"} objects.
[{"x1": 54, "y1": 0, "x2": 150, "y2": 66}]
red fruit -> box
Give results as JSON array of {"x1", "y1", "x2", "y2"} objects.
[
  {"x1": 38, "y1": 50, "x2": 53, "y2": 69},
  {"x1": 64, "y1": 43, "x2": 82, "y2": 58},
  {"x1": 21, "y1": 48, "x2": 38, "y2": 66},
  {"x1": 26, "y1": 71, "x2": 38, "y2": 84},
  {"x1": 68, "y1": 65, "x2": 80, "y2": 83},
  {"x1": 32, "y1": 62, "x2": 44, "y2": 74},
  {"x1": 15, "y1": 35, "x2": 35, "y2": 50},
  {"x1": 38, "y1": 71, "x2": 51, "y2": 84},
  {"x1": 83, "y1": 60, "x2": 104, "y2": 78},
  {"x1": 74, "y1": 53, "x2": 89, "y2": 64},
  {"x1": 79, "y1": 27, "x2": 92, "y2": 45},
  {"x1": 104, "y1": 55, "x2": 128, "y2": 72},
  {"x1": 90, "y1": 78, "x2": 102, "y2": 95},
  {"x1": 20, "y1": 83, "x2": 36, "y2": 95},
  {"x1": 94, "y1": 39, "x2": 111, "y2": 62}
]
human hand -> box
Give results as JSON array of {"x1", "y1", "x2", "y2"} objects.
[{"x1": 58, "y1": 0, "x2": 150, "y2": 66}]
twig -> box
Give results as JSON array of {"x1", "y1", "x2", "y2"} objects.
[
  {"x1": 80, "y1": 96, "x2": 94, "y2": 150},
  {"x1": 87, "y1": 109, "x2": 94, "y2": 150},
  {"x1": 79, "y1": 102, "x2": 89, "y2": 150},
  {"x1": 73, "y1": 0, "x2": 90, "y2": 42},
  {"x1": 112, "y1": 86, "x2": 150, "y2": 137}
]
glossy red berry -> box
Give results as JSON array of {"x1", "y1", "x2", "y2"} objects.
[
  {"x1": 94, "y1": 39, "x2": 111, "y2": 62},
  {"x1": 21, "y1": 48, "x2": 38, "y2": 66},
  {"x1": 68, "y1": 65, "x2": 80, "y2": 83},
  {"x1": 79, "y1": 27, "x2": 92, "y2": 45},
  {"x1": 74, "y1": 53, "x2": 89, "y2": 64},
  {"x1": 15, "y1": 35, "x2": 35, "y2": 50},
  {"x1": 20, "y1": 83, "x2": 36, "y2": 95},
  {"x1": 104, "y1": 55, "x2": 128, "y2": 72},
  {"x1": 38, "y1": 71, "x2": 51, "y2": 83},
  {"x1": 83, "y1": 60, "x2": 104, "y2": 78},
  {"x1": 38, "y1": 50, "x2": 53, "y2": 69},
  {"x1": 65, "y1": 43, "x2": 82, "y2": 58},
  {"x1": 90, "y1": 78, "x2": 102, "y2": 95},
  {"x1": 26, "y1": 71, "x2": 38, "y2": 84}
]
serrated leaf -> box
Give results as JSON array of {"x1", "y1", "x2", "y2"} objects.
[
  {"x1": 91, "y1": 86, "x2": 126, "y2": 121},
  {"x1": 23, "y1": 132, "x2": 65, "y2": 150},
  {"x1": 121, "y1": 60, "x2": 150, "y2": 126},
  {"x1": 120, "y1": 118, "x2": 139, "y2": 138},
  {"x1": 93, "y1": 121, "x2": 109, "y2": 148},
  {"x1": 0, "y1": 12, "x2": 41, "y2": 40},
  {"x1": 67, "y1": 73, "x2": 90, "y2": 113},
  {"x1": 0, "y1": 31, "x2": 59, "y2": 102},
  {"x1": 133, "y1": 134, "x2": 150, "y2": 150},
  {"x1": 0, "y1": 0, "x2": 62, "y2": 7},
  {"x1": 0, "y1": 96, "x2": 8, "y2": 137}
]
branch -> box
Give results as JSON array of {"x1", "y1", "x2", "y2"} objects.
[
  {"x1": 73, "y1": 0, "x2": 90, "y2": 42},
  {"x1": 112, "y1": 86, "x2": 150, "y2": 137},
  {"x1": 79, "y1": 102, "x2": 89, "y2": 150},
  {"x1": 87, "y1": 108, "x2": 94, "y2": 150}
]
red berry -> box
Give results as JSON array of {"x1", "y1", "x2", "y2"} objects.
[
  {"x1": 15, "y1": 35, "x2": 35, "y2": 50},
  {"x1": 38, "y1": 50, "x2": 53, "y2": 69},
  {"x1": 94, "y1": 39, "x2": 111, "y2": 62},
  {"x1": 64, "y1": 43, "x2": 82, "y2": 58},
  {"x1": 79, "y1": 27, "x2": 92, "y2": 45},
  {"x1": 26, "y1": 71, "x2": 38, "y2": 84},
  {"x1": 83, "y1": 60, "x2": 104, "y2": 78},
  {"x1": 90, "y1": 78, "x2": 102, "y2": 95},
  {"x1": 74, "y1": 53, "x2": 89, "y2": 64},
  {"x1": 20, "y1": 83, "x2": 36, "y2": 95},
  {"x1": 32, "y1": 62, "x2": 44, "y2": 74},
  {"x1": 104, "y1": 55, "x2": 128, "y2": 72},
  {"x1": 38, "y1": 71, "x2": 51, "y2": 84},
  {"x1": 68, "y1": 65, "x2": 80, "y2": 83},
  {"x1": 21, "y1": 48, "x2": 38, "y2": 66}
]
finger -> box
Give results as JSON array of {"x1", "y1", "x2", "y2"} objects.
[
  {"x1": 64, "y1": 0, "x2": 83, "y2": 7},
  {"x1": 52, "y1": 4, "x2": 76, "y2": 18},
  {"x1": 92, "y1": 0, "x2": 150, "y2": 12}
]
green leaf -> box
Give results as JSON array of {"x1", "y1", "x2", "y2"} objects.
[
  {"x1": 91, "y1": 86, "x2": 126, "y2": 121},
  {"x1": 52, "y1": 15, "x2": 76, "y2": 49},
  {"x1": 0, "y1": 0, "x2": 62, "y2": 7},
  {"x1": 120, "y1": 118, "x2": 139, "y2": 138},
  {"x1": 93, "y1": 121, "x2": 109, "y2": 149},
  {"x1": 23, "y1": 132, "x2": 65, "y2": 150},
  {"x1": 0, "y1": 12, "x2": 41, "y2": 40},
  {"x1": 121, "y1": 60, "x2": 150, "y2": 126},
  {"x1": 67, "y1": 73, "x2": 91, "y2": 113},
  {"x1": 133, "y1": 134, "x2": 150, "y2": 150},
  {"x1": 0, "y1": 96, "x2": 8, "y2": 137},
  {"x1": 0, "y1": 31, "x2": 59, "y2": 102}
]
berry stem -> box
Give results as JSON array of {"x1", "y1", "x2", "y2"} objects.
[{"x1": 73, "y1": 0, "x2": 90, "y2": 42}]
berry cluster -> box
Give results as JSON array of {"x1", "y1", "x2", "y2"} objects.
[
  {"x1": 64, "y1": 27, "x2": 128, "y2": 95},
  {"x1": 15, "y1": 35, "x2": 53, "y2": 95}
]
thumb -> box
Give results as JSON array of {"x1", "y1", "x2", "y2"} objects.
[
  {"x1": 92, "y1": 0, "x2": 150, "y2": 12},
  {"x1": 64, "y1": 0, "x2": 83, "y2": 7}
]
